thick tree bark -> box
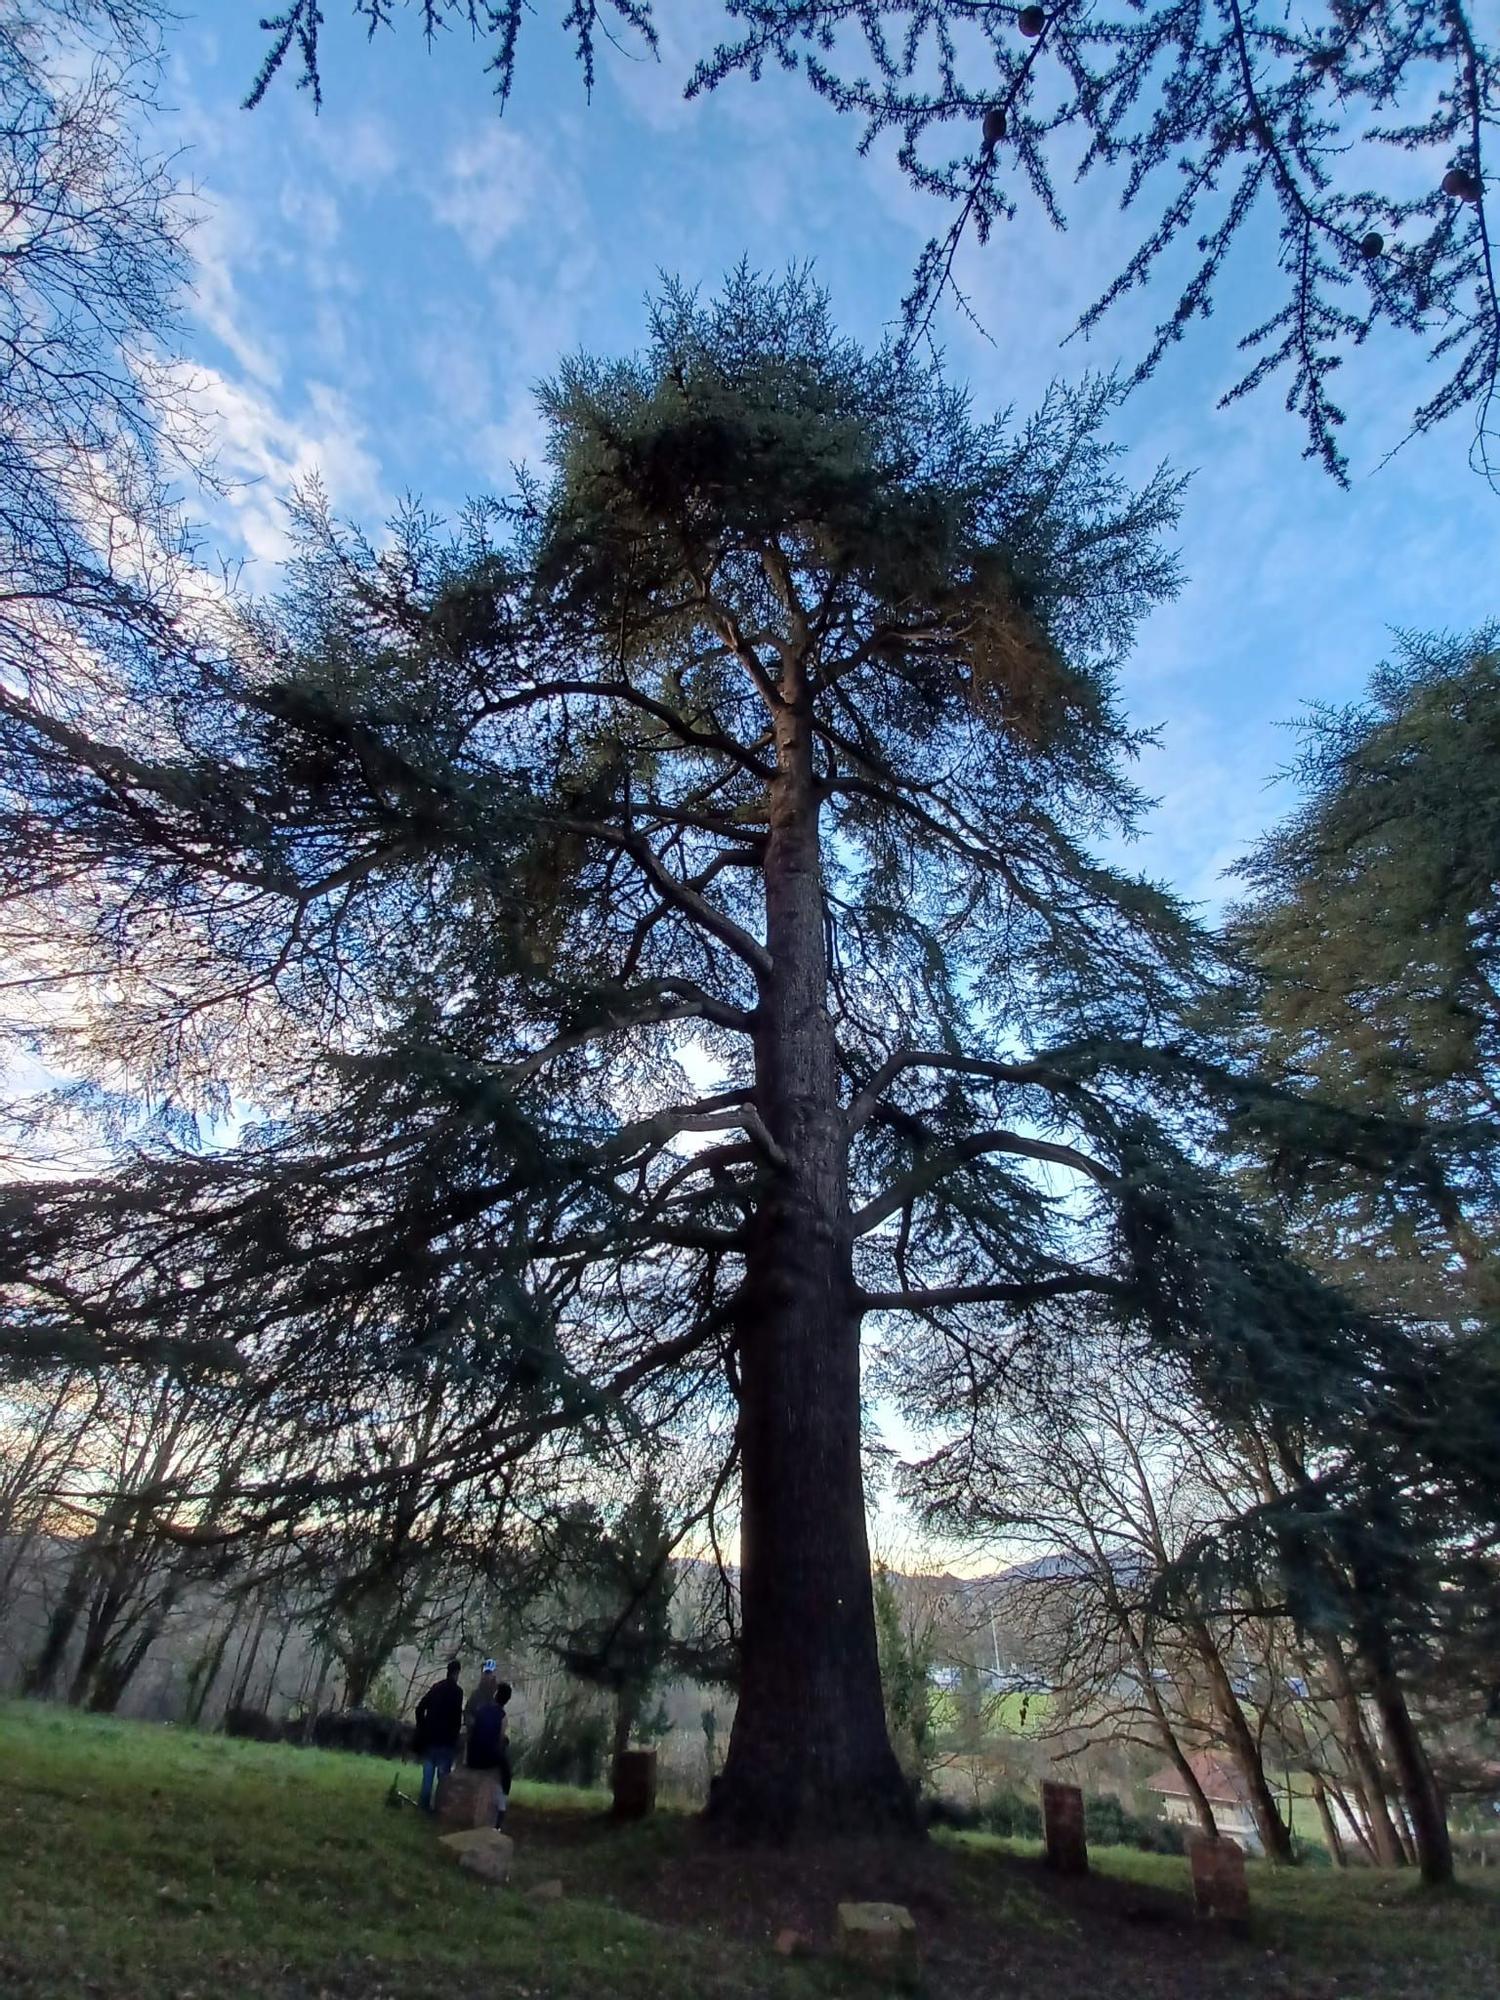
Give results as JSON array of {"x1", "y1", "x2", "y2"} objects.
[{"x1": 713, "y1": 677, "x2": 914, "y2": 1839}]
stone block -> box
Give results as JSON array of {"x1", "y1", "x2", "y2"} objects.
[
  {"x1": 611, "y1": 1747, "x2": 658, "y2": 1820},
  {"x1": 835, "y1": 1902, "x2": 919, "y2": 1986},
  {"x1": 773, "y1": 1928, "x2": 809, "y2": 1958},
  {"x1": 529, "y1": 1878, "x2": 565, "y2": 1903},
  {"x1": 1188, "y1": 1833, "x2": 1249, "y2": 1926},
  {"x1": 435, "y1": 1766, "x2": 502, "y2": 1833},
  {"x1": 439, "y1": 1828, "x2": 514, "y2": 1886},
  {"x1": 1041, "y1": 1780, "x2": 1088, "y2": 1875}
]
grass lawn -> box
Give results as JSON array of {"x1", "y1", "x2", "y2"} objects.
[
  {"x1": 3, "y1": 1702, "x2": 1497, "y2": 2000},
  {"x1": 0, "y1": 1702, "x2": 826, "y2": 2000},
  {"x1": 945, "y1": 1830, "x2": 1500, "y2": 1995},
  {"x1": 927, "y1": 1689, "x2": 1051, "y2": 1738}
]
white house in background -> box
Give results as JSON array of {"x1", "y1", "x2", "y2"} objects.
[{"x1": 1145, "y1": 1750, "x2": 1264, "y2": 1855}]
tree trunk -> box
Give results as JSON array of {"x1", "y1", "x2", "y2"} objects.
[
  {"x1": 1309, "y1": 1773, "x2": 1346, "y2": 1866},
  {"x1": 1192, "y1": 1625, "x2": 1295, "y2": 1862},
  {"x1": 68, "y1": 1578, "x2": 124, "y2": 1708},
  {"x1": 1122, "y1": 1619, "x2": 1217, "y2": 1837},
  {"x1": 87, "y1": 1619, "x2": 161, "y2": 1714},
  {"x1": 1316, "y1": 1635, "x2": 1406, "y2": 1868},
  {"x1": 1149, "y1": 1709, "x2": 1219, "y2": 1838},
  {"x1": 713, "y1": 680, "x2": 913, "y2": 1840},
  {"x1": 230, "y1": 1601, "x2": 273, "y2": 1711},
  {"x1": 22, "y1": 1540, "x2": 96, "y2": 1696},
  {"x1": 1324, "y1": 1774, "x2": 1377, "y2": 1864},
  {"x1": 612, "y1": 1685, "x2": 636, "y2": 1766},
  {"x1": 1369, "y1": 1659, "x2": 1452, "y2": 1887},
  {"x1": 256, "y1": 1619, "x2": 293, "y2": 1713},
  {"x1": 185, "y1": 1607, "x2": 243, "y2": 1727}
]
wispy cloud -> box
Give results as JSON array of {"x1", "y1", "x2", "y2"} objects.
[
  {"x1": 177, "y1": 365, "x2": 385, "y2": 568},
  {"x1": 428, "y1": 125, "x2": 542, "y2": 260}
]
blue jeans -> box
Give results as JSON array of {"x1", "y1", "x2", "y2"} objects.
[{"x1": 419, "y1": 1745, "x2": 455, "y2": 1810}]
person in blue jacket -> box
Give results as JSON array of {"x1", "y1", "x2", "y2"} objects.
[{"x1": 465, "y1": 1677, "x2": 513, "y2": 1827}]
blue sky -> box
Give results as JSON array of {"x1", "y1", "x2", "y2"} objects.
[{"x1": 160, "y1": 3, "x2": 1496, "y2": 920}]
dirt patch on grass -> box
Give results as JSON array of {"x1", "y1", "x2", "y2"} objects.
[{"x1": 503, "y1": 1806, "x2": 1278, "y2": 1999}]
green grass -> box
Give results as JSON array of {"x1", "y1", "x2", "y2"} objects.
[
  {"x1": 0, "y1": 1702, "x2": 825, "y2": 2000},
  {"x1": 927, "y1": 1689, "x2": 1051, "y2": 1738},
  {"x1": 942, "y1": 1828, "x2": 1500, "y2": 1996},
  {"x1": 4, "y1": 1702, "x2": 1497, "y2": 2000}
]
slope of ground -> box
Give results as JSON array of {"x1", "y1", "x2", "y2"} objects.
[{"x1": 2, "y1": 1703, "x2": 1495, "y2": 1999}]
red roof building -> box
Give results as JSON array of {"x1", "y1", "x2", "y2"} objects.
[{"x1": 1145, "y1": 1750, "x2": 1262, "y2": 1853}]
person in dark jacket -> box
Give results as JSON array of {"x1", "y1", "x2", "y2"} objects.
[
  {"x1": 465, "y1": 1657, "x2": 499, "y2": 1727},
  {"x1": 465, "y1": 1678, "x2": 512, "y2": 1827},
  {"x1": 413, "y1": 1658, "x2": 464, "y2": 1812}
]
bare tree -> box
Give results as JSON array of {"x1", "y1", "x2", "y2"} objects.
[{"x1": 0, "y1": 1, "x2": 204, "y2": 693}]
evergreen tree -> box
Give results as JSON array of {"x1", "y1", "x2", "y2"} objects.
[
  {"x1": 1214, "y1": 628, "x2": 1500, "y2": 1882},
  {"x1": 2, "y1": 268, "x2": 1367, "y2": 1835},
  {"x1": 246, "y1": 1, "x2": 1499, "y2": 481},
  {"x1": 558, "y1": 1474, "x2": 679, "y2": 1766},
  {"x1": 1231, "y1": 628, "x2": 1500, "y2": 1321}
]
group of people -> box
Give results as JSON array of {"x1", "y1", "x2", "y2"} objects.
[{"x1": 412, "y1": 1657, "x2": 513, "y2": 1824}]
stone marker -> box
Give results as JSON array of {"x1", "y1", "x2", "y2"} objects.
[
  {"x1": 529, "y1": 1879, "x2": 565, "y2": 1902},
  {"x1": 835, "y1": 1903, "x2": 919, "y2": 1986},
  {"x1": 611, "y1": 1747, "x2": 658, "y2": 1820},
  {"x1": 1188, "y1": 1833, "x2": 1249, "y2": 1926},
  {"x1": 773, "y1": 1928, "x2": 809, "y2": 1959},
  {"x1": 438, "y1": 1828, "x2": 514, "y2": 1886},
  {"x1": 1041, "y1": 1780, "x2": 1088, "y2": 1875},
  {"x1": 435, "y1": 1766, "x2": 502, "y2": 1833}
]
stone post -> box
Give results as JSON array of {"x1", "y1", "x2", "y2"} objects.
[
  {"x1": 1040, "y1": 1780, "x2": 1088, "y2": 1875},
  {"x1": 611, "y1": 1747, "x2": 658, "y2": 1820},
  {"x1": 836, "y1": 1903, "x2": 919, "y2": 1987},
  {"x1": 435, "y1": 1766, "x2": 501, "y2": 1833},
  {"x1": 1188, "y1": 1833, "x2": 1249, "y2": 1926}
]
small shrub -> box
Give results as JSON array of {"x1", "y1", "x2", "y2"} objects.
[
  {"x1": 982, "y1": 1787, "x2": 1044, "y2": 1839},
  {"x1": 223, "y1": 1704, "x2": 280, "y2": 1742},
  {"x1": 520, "y1": 1699, "x2": 608, "y2": 1788},
  {"x1": 1084, "y1": 1793, "x2": 1187, "y2": 1854},
  {"x1": 924, "y1": 1794, "x2": 981, "y2": 1831},
  {"x1": 965, "y1": 1783, "x2": 1187, "y2": 1854},
  {"x1": 309, "y1": 1707, "x2": 413, "y2": 1758}
]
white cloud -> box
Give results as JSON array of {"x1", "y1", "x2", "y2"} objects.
[
  {"x1": 177, "y1": 365, "x2": 386, "y2": 569},
  {"x1": 278, "y1": 181, "x2": 342, "y2": 252},
  {"x1": 429, "y1": 126, "x2": 541, "y2": 260},
  {"x1": 188, "y1": 196, "x2": 282, "y2": 388},
  {"x1": 314, "y1": 112, "x2": 402, "y2": 188}
]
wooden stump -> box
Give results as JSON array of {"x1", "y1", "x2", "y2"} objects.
[
  {"x1": 611, "y1": 1747, "x2": 658, "y2": 1820},
  {"x1": 1041, "y1": 1780, "x2": 1089, "y2": 1875},
  {"x1": 1188, "y1": 1833, "x2": 1249, "y2": 1927}
]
